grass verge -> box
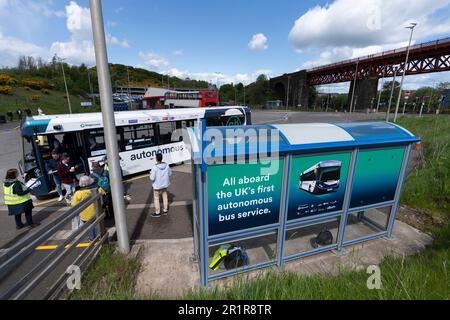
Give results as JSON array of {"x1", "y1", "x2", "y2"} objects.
[
  {"x1": 69, "y1": 245, "x2": 141, "y2": 300},
  {"x1": 0, "y1": 88, "x2": 100, "y2": 116},
  {"x1": 185, "y1": 223, "x2": 449, "y2": 300}
]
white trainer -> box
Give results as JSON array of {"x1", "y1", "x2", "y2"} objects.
[{"x1": 58, "y1": 195, "x2": 64, "y2": 202}]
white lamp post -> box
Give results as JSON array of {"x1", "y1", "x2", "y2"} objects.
[{"x1": 393, "y1": 22, "x2": 417, "y2": 122}]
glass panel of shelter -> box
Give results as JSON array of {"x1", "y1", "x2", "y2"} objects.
[
  {"x1": 343, "y1": 206, "x2": 392, "y2": 244},
  {"x1": 207, "y1": 231, "x2": 278, "y2": 277}
]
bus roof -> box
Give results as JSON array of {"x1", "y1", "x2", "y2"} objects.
[{"x1": 21, "y1": 106, "x2": 249, "y2": 137}]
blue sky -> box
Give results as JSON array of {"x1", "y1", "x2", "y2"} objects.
[{"x1": 1, "y1": 0, "x2": 450, "y2": 91}]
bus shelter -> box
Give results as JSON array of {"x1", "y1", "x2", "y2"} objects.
[{"x1": 191, "y1": 121, "x2": 420, "y2": 286}]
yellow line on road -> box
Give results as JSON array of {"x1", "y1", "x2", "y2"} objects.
[
  {"x1": 124, "y1": 174, "x2": 150, "y2": 183},
  {"x1": 35, "y1": 242, "x2": 93, "y2": 251},
  {"x1": 36, "y1": 198, "x2": 59, "y2": 206}
]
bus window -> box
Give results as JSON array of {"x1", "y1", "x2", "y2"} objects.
[
  {"x1": 123, "y1": 124, "x2": 156, "y2": 151},
  {"x1": 157, "y1": 122, "x2": 176, "y2": 145},
  {"x1": 86, "y1": 130, "x2": 107, "y2": 157},
  {"x1": 206, "y1": 115, "x2": 245, "y2": 127}
]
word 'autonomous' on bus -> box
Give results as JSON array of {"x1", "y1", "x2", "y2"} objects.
[{"x1": 20, "y1": 106, "x2": 251, "y2": 198}]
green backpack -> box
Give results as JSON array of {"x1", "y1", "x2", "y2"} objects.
[{"x1": 92, "y1": 172, "x2": 110, "y2": 193}]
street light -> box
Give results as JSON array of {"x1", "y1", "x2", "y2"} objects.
[
  {"x1": 349, "y1": 61, "x2": 359, "y2": 114},
  {"x1": 90, "y1": 0, "x2": 129, "y2": 254},
  {"x1": 393, "y1": 22, "x2": 417, "y2": 122},
  {"x1": 57, "y1": 56, "x2": 72, "y2": 114}
]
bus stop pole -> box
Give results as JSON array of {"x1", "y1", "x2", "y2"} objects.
[{"x1": 89, "y1": 0, "x2": 130, "y2": 254}]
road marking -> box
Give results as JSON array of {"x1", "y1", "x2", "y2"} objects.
[
  {"x1": 35, "y1": 198, "x2": 60, "y2": 206},
  {"x1": 35, "y1": 242, "x2": 93, "y2": 251},
  {"x1": 127, "y1": 201, "x2": 192, "y2": 209},
  {"x1": 124, "y1": 174, "x2": 149, "y2": 183}
]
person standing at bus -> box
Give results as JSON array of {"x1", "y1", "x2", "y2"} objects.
[
  {"x1": 57, "y1": 154, "x2": 76, "y2": 206},
  {"x1": 71, "y1": 176, "x2": 100, "y2": 242},
  {"x1": 3, "y1": 169, "x2": 38, "y2": 230},
  {"x1": 46, "y1": 150, "x2": 64, "y2": 202},
  {"x1": 90, "y1": 161, "x2": 114, "y2": 220},
  {"x1": 150, "y1": 153, "x2": 172, "y2": 218}
]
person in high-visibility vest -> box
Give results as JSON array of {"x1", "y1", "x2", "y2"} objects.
[{"x1": 3, "y1": 169, "x2": 38, "y2": 230}]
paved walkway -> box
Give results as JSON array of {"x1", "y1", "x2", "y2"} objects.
[{"x1": 134, "y1": 219, "x2": 433, "y2": 298}]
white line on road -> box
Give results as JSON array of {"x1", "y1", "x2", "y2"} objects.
[{"x1": 127, "y1": 201, "x2": 192, "y2": 210}]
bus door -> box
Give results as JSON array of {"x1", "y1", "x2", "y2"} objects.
[
  {"x1": 21, "y1": 135, "x2": 53, "y2": 198},
  {"x1": 84, "y1": 128, "x2": 122, "y2": 173}
]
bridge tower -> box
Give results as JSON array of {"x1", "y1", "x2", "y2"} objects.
[
  {"x1": 270, "y1": 71, "x2": 309, "y2": 109},
  {"x1": 348, "y1": 77, "x2": 379, "y2": 112}
]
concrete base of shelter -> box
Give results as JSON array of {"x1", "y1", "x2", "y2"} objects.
[{"x1": 134, "y1": 219, "x2": 432, "y2": 298}]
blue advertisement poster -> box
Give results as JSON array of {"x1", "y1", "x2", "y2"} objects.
[
  {"x1": 350, "y1": 147, "x2": 405, "y2": 208},
  {"x1": 287, "y1": 152, "x2": 352, "y2": 221},
  {"x1": 207, "y1": 160, "x2": 284, "y2": 236}
]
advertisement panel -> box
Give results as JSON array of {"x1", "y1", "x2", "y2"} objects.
[
  {"x1": 350, "y1": 147, "x2": 405, "y2": 208},
  {"x1": 287, "y1": 152, "x2": 352, "y2": 221},
  {"x1": 207, "y1": 160, "x2": 284, "y2": 236}
]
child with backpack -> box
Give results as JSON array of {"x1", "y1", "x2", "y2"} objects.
[{"x1": 90, "y1": 161, "x2": 113, "y2": 220}]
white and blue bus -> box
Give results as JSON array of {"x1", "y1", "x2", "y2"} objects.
[
  {"x1": 20, "y1": 106, "x2": 251, "y2": 198},
  {"x1": 299, "y1": 160, "x2": 342, "y2": 195}
]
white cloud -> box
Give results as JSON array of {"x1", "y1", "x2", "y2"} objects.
[
  {"x1": 253, "y1": 69, "x2": 273, "y2": 78},
  {"x1": 0, "y1": 31, "x2": 49, "y2": 67},
  {"x1": 172, "y1": 49, "x2": 184, "y2": 56},
  {"x1": 0, "y1": 1, "x2": 129, "y2": 67},
  {"x1": 290, "y1": 0, "x2": 450, "y2": 68},
  {"x1": 107, "y1": 34, "x2": 129, "y2": 48},
  {"x1": 139, "y1": 51, "x2": 169, "y2": 69},
  {"x1": 0, "y1": 0, "x2": 65, "y2": 18},
  {"x1": 248, "y1": 33, "x2": 268, "y2": 51},
  {"x1": 164, "y1": 68, "x2": 270, "y2": 85}
]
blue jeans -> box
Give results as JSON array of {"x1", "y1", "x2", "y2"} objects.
[
  {"x1": 52, "y1": 174, "x2": 63, "y2": 197},
  {"x1": 81, "y1": 220, "x2": 99, "y2": 242}
]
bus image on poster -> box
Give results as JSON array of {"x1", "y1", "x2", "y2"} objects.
[
  {"x1": 299, "y1": 160, "x2": 342, "y2": 195},
  {"x1": 288, "y1": 153, "x2": 351, "y2": 221}
]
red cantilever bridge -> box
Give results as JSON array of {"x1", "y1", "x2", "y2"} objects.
[{"x1": 270, "y1": 37, "x2": 450, "y2": 110}]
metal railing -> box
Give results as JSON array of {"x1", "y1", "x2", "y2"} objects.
[
  {"x1": 307, "y1": 37, "x2": 450, "y2": 72},
  {"x1": 0, "y1": 191, "x2": 107, "y2": 300}
]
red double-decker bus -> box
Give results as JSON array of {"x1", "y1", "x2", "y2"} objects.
[{"x1": 143, "y1": 88, "x2": 219, "y2": 109}]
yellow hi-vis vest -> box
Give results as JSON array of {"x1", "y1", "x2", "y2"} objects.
[{"x1": 3, "y1": 183, "x2": 31, "y2": 206}]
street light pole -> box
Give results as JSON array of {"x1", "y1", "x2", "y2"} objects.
[
  {"x1": 386, "y1": 68, "x2": 398, "y2": 121},
  {"x1": 59, "y1": 58, "x2": 72, "y2": 114},
  {"x1": 394, "y1": 22, "x2": 417, "y2": 122},
  {"x1": 349, "y1": 61, "x2": 359, "y2": 114},
  {"x1": 127, "y1": 66, "x2": 131, "y2": 96},
  {"x1": 89, "y1": 0, "x2": 130, "y2": 254},
  {"x1": 376, "y1": 68, "x2": 386, "y2": 113}
]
